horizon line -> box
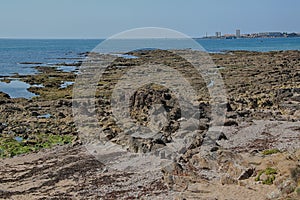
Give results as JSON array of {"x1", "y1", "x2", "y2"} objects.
[{"x1": 1, "y1": 31, "x2": 299, "y2": 40}]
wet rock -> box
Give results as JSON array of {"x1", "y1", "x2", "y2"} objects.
[
  {"x1": 237, "y1": 110, "x2": 251, "y2": 117},
  {"x1": 210, "y1": 146, "x2": 219, "y2": 152},
  {"x1": 58, "y1": 112, "x2": 66, "y2": 118},
  {"x1": 199, "y1": 102, "x2": 211, "y2": 119},
  {"x1": 19, "y1": 62, "x2": 43, "y2": 65},
  {"x1": 0, "y1": 92, "x2": 10, "y2": 99},
  {"x1": 0, "y1": 122, "x2": 7, "y2": 133},
  {"x1": 55, "y1": 99, "x2": 72, "y2": 107},
  {"x1": 31, "y1": 111, "x2": 40, "y2": 116},
  {"x1": 224, "y1": 119, "x2": 238, "y2": 126},
  {"x1": 238, "y1": 168, "x2": 254, "y2": 180},
  {"x1": 129, "y1": 84, "x2": 181, "y2": 133}
]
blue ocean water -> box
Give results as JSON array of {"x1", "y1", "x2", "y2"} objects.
[
  {"x1": 198, "y1": 37, "x2": 300, "y2": 52},
  {"x1": 0, "y1": 39, "x2": 100, "y2": 76},
  {"x1": 0, "y1": 37, "x2": 299, "y2": 98},
  {"x1": 0, "y1": 37, "x2": 299, "y2": 76},
  {"x1": 0, "y1": 80, "x2": 37, "y2": 98}
]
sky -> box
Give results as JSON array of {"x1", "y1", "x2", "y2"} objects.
[{"x1": 0, "y1": 0, "x2": 299, "y2": 39}]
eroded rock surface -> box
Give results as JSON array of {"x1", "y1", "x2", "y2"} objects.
[{"x1": 0, "y1": 50, "x2": 300, "y2": 199}]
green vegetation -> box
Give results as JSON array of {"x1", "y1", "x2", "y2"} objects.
[
  {"x1": 262, "y1": 175, "x2": 276, "y2": 185},
  {"x1": 265, "y1": 167, "x2": 277, "y2": 175},
  {"x1": 255, "y1": 167, "x2": 277, "y2": 185},
  {"x1": 262, "y1": 148, "x2": 280, "y2": 155},
  {"x1": 20, "y1": 69, "x2": 75, "y2": 100},
  {"x1": 0, "y1": 134, "x2": 75, "y2": 158},
  {"x1": 29, "y1": 86, "x2": 73, "y2": 100}
]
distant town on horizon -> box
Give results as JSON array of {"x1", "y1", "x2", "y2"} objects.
[
  {"x1": 200, "y1": 30, "x2": 300, "y2": 39},
  {"x1": 1, "y1": 30, "x2": 300, "y2": 40}
]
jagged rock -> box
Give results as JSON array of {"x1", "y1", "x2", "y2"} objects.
[{"x1": 1, "y1": 49, "x2": 300, "y2": 199}]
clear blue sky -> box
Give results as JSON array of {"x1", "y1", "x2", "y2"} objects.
[{"x1": 0, "y1": 0, "x2": 299, "y2": 38}]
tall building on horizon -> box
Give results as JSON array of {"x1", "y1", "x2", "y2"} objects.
[
  {"x1": 236, "y1": 29, "x2": 241, "y2": 37},
  {"x1": 215, "y1": 32, "x2": 221, "y2": 38}
]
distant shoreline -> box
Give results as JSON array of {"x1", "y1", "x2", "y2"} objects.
[
  {"x1": 199, "y1": 36, "x2": 300, "y2": 40},
  {"x1": 200, "y1": 31, "x2": 300, "y2": 39},
  {"x1": 0, "y1": 32, "x2": 300, "y2": 40}
]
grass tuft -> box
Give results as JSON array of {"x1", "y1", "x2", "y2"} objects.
[
  {"x1": 0, "y1": 134, "x2": 75, "y2": 158},
  {"x1": 262, "y1": 148, "x2": 280, "y2": 155},
  {"x1": 255, "y1": 167, "x2": 277, "y2": 185}
]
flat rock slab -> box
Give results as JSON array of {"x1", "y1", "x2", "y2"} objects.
[
  {"x1": 0, "y1": 120, "x2": 299, "y2": 199},
  {"x1": 0, "y1": 145, "x2": 168, "y2": 199},
  {"x1": 219, "y1": 120, "x2": 300, "y2": 152}
]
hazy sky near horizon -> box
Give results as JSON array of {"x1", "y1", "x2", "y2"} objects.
[{"x1": 0, "y1": 0, "x2": 299, "y2": 38}]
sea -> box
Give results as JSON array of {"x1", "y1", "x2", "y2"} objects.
[{"x1": 0, "y1": 37, "x2": 299, "y2": 98}]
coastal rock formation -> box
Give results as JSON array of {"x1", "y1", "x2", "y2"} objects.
[{"x1": 0, "y1": 50, "x2": 299, "y2": 199}]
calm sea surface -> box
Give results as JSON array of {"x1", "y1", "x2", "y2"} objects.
[
  {"x1": 0, "y1": 37, "x2": 299, "y2": 98},
  {"x1": 0, "y1": 37, "x2": 299, "y2": 76}
]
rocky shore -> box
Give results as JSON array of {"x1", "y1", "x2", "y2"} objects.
[{"x1": 0, "y1": 50, "x2": 299, "y2": 199}]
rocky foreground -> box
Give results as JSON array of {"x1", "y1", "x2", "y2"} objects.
[{"x1": 0, "y1": 50, "x2": 300, "y2": 199}]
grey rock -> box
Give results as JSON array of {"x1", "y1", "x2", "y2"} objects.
[{"x1": 206, "y1": 131, "x2": 228, "y2": 141}]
